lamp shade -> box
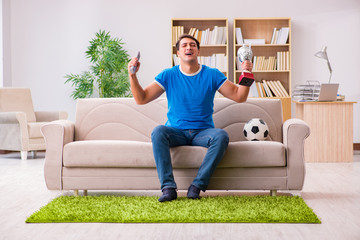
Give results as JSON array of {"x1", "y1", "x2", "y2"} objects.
[
  {"x1": 315, "y1": 46, "x2": 329, "y2": 60},
  {"x1": 315, "y1": 46, "x2": 332, "y2": 83}
]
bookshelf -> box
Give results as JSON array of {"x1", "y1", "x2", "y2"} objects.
[
  {"x1": 234, "y1": 18, "x2": 291, "y2": 121},
  {"x1": 171, "y1": 18, "x2": 229, "y2": 78}
]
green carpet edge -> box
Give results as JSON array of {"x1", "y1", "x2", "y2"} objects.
[{"x1": 26, "y1": 195, "x2": 321, "y2": 224}]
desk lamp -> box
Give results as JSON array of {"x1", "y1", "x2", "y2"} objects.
[{"x1": 315, "y1": 46, "x2": 332, "y2": 83}]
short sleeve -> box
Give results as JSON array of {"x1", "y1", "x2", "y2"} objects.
[
  {"x1": 155, "y1": 69, "x2": 169, "y2": 91},
  {"x1": 214, "y1": 68, "x2": 227, "y2": 90}
]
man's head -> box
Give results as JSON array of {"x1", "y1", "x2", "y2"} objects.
[
  {"x1": 175, "y1": 34, "x2": 200, "y2": 51},
  {"x1": 176, "y1": 34, "x2": 200, "y2": 65}
]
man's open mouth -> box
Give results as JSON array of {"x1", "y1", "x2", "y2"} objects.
[{"x1": 185, "y1": 52, "x2": 193, "y2": 56}]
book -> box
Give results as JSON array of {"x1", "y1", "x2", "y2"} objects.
[
  {"x1": 193, "y1": 29, "x2": 199, "y2": 39},
  {"x1": 270, "y1": 56, "x2": 276, "y2": 70},
  {"x1": 270, "y1": 28, "x2": 278, "y2": 44},
  {"x1": 271, "y1": 81, "x2": 285, "y2": 97},
  {"x1": 236, "y1": 55, "x2": 241, "y2": 71},
  {"x1": 211, "y1": 26, "x2": 218, "y2": 45},
  {"x1": 173, "y1": 54, "x2": 179, "y2": 66},
  {"x1": 260, "y1": 82, "x2": 268, "y2": 97},
  {"x1": 277, "y1": 27, "x2": 289, "y2": 44},
  {"x1": 276, "y1": 80, "x2": 289, "y2": 97},
  {"x1": 276, "y1": 51, "x2": 289, "y2": 70},
  {"x1": 249, "y1": 81, "x2": 259, "y2": 97},
  {"x1": 188, "y1": 27, "x2": 196, "y2": 36},
  {"x1": 221, "y1": 27, "x2": 227, "y2": 44},
  {"x1": 277, "y1": 52, "x2": 281, "y2": 70},
  {"x1": 262, "y1": 57, "x2": 268, "y2": 70},
  {"x1": 256, "y1": 82, "x2": 262, "y2": 97},
  {"x1": 178, "y1": 26, "x2": 184, "y2": 41},
  {"x1": 235, "y1": 27, "x2": 244, "y2": 44},
  {"x1": 258, "y1": 82, "x2": 265, "y2": 97},
  {"x1": 267, "y1": 80, "x2": 282, "y2": 97},
  {"x1": 252, "y1": 56, "x2": 257, "y2": 71},
  {"x1": 198, "y1": 53, "x2": 227, "y2": 71},
  {"x1": 200, "y1": 28, "x2": 208, "y2": 45},
  {"x1": 197, "y1": 30, "x2": 202, "y2": 43},
  {"x1": 262, "y1": 80, "x2": 273, "y2": 97},
  {"x1": 172, "y1": 26, "x2": 184, "y2": 45},
  {"x1": 286, "y1": 51, "x2": 290, "y2": 70},
  {"x1": 256, "y1": 56, "x2": 263, "y2": 70}
]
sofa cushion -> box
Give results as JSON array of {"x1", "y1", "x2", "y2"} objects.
[
  {"x1": 221, "y1": 141, "x2": 286, "y2": 167},
  {"x1": 63, "y1": 140, "x2": 286, "y2": 168}
]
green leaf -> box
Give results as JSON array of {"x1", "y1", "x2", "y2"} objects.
[{"x1": 65, "y1": 30, "x2": 131, "y2": 100}]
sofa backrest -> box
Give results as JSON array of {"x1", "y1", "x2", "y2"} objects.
[
  {"x1": 0, "y1": 88, "x2": 37, "y2": 122},
  {"x1": 213, "y1": 98, "x2": 283, "y2": 142},
  {"x1": 75, "y1": 97, "x2": 283, "y2": 142}
]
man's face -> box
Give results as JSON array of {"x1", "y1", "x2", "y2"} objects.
[{"x1": 177, "y1": 38, "x2": 200, "y2": 63}]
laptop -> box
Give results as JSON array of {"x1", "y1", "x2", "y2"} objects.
[{"x1": 317, "y1": 83, "x2": 339, "y2": 102}]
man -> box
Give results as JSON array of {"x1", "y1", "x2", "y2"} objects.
[{"x1": 128, "y1": 34, "x2": 252, "y2": 202}]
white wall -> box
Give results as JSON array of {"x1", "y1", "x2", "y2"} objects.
[{"x1": 5, "y1": 0, "x2": 360, "y2": 141}]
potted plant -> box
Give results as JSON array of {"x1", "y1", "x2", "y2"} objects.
[{"x1": 65, "y1": 30, "x2": 132, "y2": 99}]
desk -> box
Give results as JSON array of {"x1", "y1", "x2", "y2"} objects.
[{"x1": 294, "y1": 101, "x2": 356, "y2": 162}]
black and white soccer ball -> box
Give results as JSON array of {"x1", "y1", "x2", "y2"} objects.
[{"x1": 243, "y1": 118, "x2": 269, "y2": 141}]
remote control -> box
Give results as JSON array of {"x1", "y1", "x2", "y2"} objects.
[{"x1": 130, "y1": 51, "x2": 140, "y2": 73}]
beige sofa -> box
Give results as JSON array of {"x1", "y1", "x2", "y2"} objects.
[
  {"x1": 0, "y1": 88, "x2": 68, "y2": 160},
  {"x1": 41, "y1": 97, "x2": 310, "y2": 196}
]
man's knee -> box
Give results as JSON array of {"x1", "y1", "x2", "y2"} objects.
[
  {"x1": 215, "y1": 128, "x2": 229, "y2": 140},
  {"x1": 151, "y1": 125, "x2": 168, "y2": 141},
  {"x1": 214, "y1": 129, "x2": 229, "y2": 146}
]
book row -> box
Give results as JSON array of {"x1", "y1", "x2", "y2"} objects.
[
  {"x1": 172, "y1": 26, "x2": 227, "y2": 46},
  {"x1": 249, "y1": 80, "x2": 290, "y2": 98},
  {"x1": 270, "y1": 27, "x2": 290, "y2": 44},
  {"x1": 236, "y1": 51, "x2": 290, "y2": 71},
  {"x1": 172, "y1": 54, "x2": 227, "y2": 72},
  {"x1": 236, "y1": 27, "x2": 289, "y2": 45}
]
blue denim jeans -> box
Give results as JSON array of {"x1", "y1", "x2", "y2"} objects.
[{"x1": 151, "y1": 125, "x2": 229, "y2": 191}]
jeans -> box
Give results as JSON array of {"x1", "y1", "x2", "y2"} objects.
[{"x1": 151, "y1": 125, "x2": 229, "y2": 191}]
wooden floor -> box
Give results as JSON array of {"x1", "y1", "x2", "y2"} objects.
[{"x1": 1, "y1": 152, "x2": 360, "y2": 240}]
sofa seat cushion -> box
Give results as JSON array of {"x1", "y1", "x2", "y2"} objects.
[
  {"x1": 221, "y1": 141, "x2": 286, "y2": 167},
  {"x1": 63, "y1": 140, "x2": 286, "y2": 168}
]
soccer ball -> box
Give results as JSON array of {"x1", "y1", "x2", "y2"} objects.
[{"x1": 243, "y1": 118, "x2": 269, "y2": 141}]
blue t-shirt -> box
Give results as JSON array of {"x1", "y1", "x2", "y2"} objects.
[{"x1": 155, "y1": 64, "x2": 227, "y2": 129}]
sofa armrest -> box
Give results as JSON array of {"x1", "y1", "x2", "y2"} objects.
[
  {"x1": 283, "y1": 118, "x2": 310, "y2": 190},
  {"x1": 35, "y1": 111, "x2": 68, "y2": 122},
  {"x1": 41, "y1": 120, "x2": 75, "y2": 190},
  {"x1": 0, "y1": 112, "x2": 29, "y2": 150}
]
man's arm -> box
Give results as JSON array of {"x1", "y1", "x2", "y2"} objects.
[
  {"x1": 218, "y1": 61, "x2": 252, "y2": 103},
  {"x1": 218, "y1": 81, "x2": 250, "y2": 103},
  {"x1": 128, "y1": 57, "x2": 164, "y2": 105}
]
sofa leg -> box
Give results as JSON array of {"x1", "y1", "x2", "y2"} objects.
[
  {"x1": 84, "y1": 190, "x2": 88, "y2": 196},
  {"x1": 31, "y1": 151, "x2": 37, "y2": 158},
  {"x1": 74, "y1": 190, "x2": 79, "y2": 196},
  {"x1": 20, "y1": 151, "x2": 28, "y2": 160},
  {"x1": 270, "y1": 190, "x2": 277, "y2": 196}
]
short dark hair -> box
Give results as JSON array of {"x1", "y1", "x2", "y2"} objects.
[{"x1": 175, "y1": 34, "x2": 200, "y2": 51}]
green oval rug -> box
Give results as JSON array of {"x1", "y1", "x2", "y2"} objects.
[{"x1": 26, "y1": 195, "x2": 321, "y2": 223}]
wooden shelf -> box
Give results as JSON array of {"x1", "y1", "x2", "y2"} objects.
[
  {"x1": 170, "y1": 18, "x2": 291, "y2": 121},
  {"x1": 235, "y1": 44, "x2": 290, "y2": 47},
  {"x1": 234, "y1": 18, "x2": 291, "y2": 121},
  {"x1": 171, "y1": 18, "x2": 229, "y2": 77},
  {"x1": 236, "y1": 70, "x2": 290, "y2": 73}
]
